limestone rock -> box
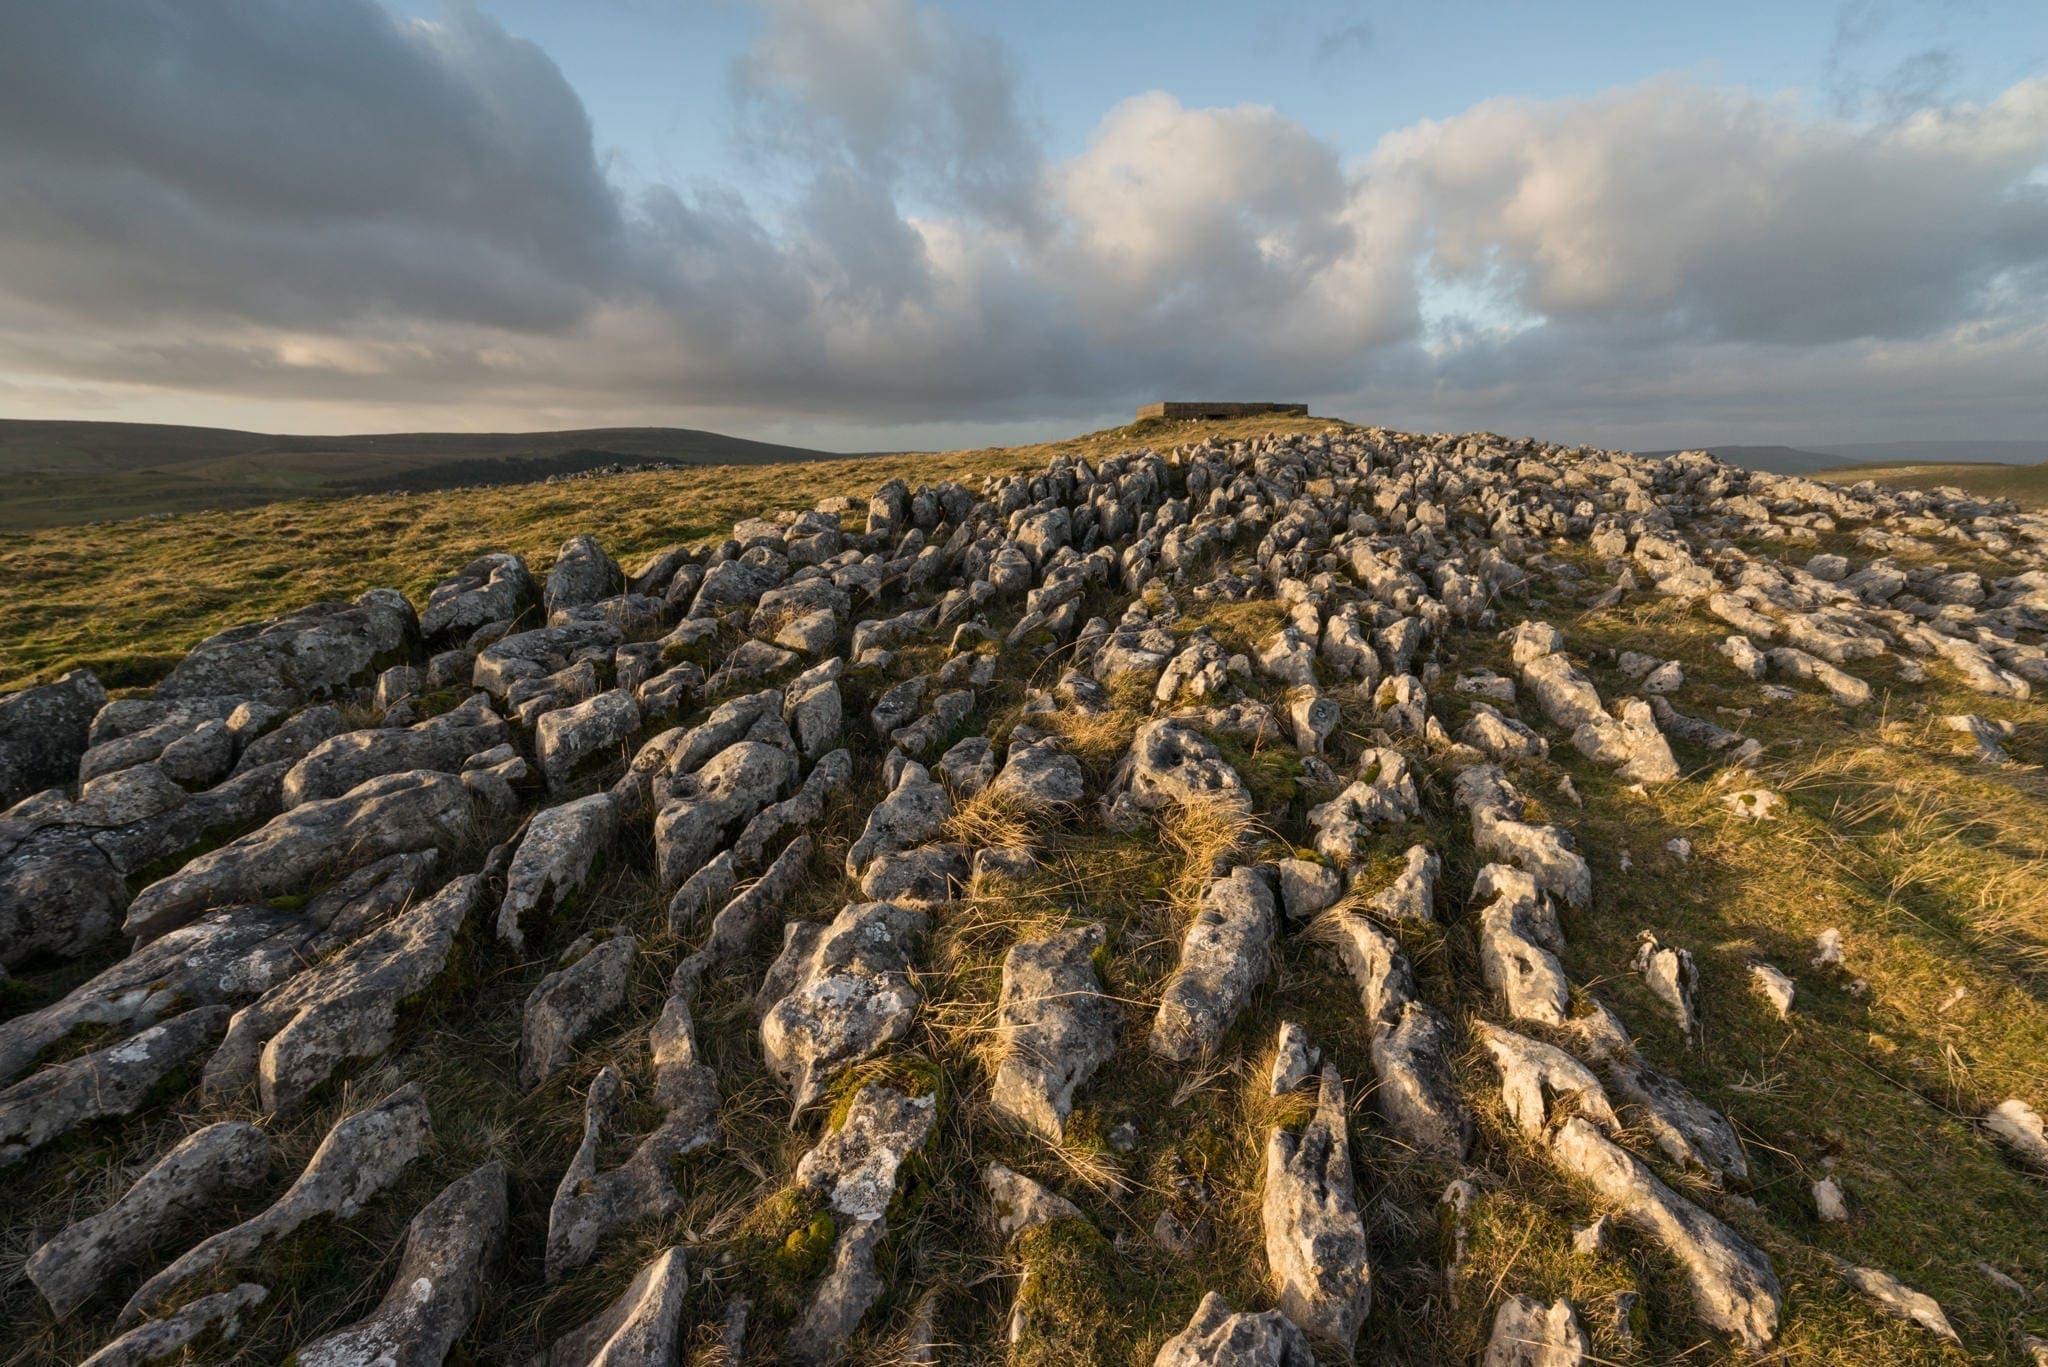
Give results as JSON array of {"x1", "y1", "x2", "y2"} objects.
[
  {"x1": 985, "y1": 1162, "x2": 1082, "y2": 1239},
  {"x1": 1306, "y1": 748, "x2": 1420, "y2": 865},
  {"x1": 987, "y1": 733, "x2": 1086, "y2": 808},
  {"x1": 420, "y1": 552, "x2": 534, "y2": 643},
  {"x1": 545, "y1": 997, "x2": 719, "y2": 1279},
  {"x1": 785, "y1": 1085, "x2": 938, "y2": 1364},
  {"x1": 540, "y1": 1247, "x2": 690, "y2": 1367},
  {"x1": 1262, "y1": 1066, "x2": 1370, "y2": 1348},
  {"x1": 760, "y1": 901, "x2": 929, "y2": 1113},
  {"x1": 1276, "y1": 858, "x2": 1342, "y2": 922},
  {"x1": 1153, "y1": 1292, "x2": 1316, "y2": 1367},
  {"x1": 1548, "y1": 1116, "x2": 1780, "y2": 1350},
  {"x1": 521, "y1": 930, "x2": 637, "y2": 1091},
  {"x1": 282, "y1": 695, "x2": 510, "y2": 807},
  {"x1": 654, "y1": 740, "x2": 795, "y2": 886},
  {"x1": 1831, "y1": 1259, "x2": 1959, "y2": 1342},
  {"x1": 990, "y1": 922, "x2": 1120, "y2": 1140},
  {"x1": 1633, "y1": 932, "x2": 1700, "y2": 1040},
  {"x1": 81, "y1": 1284, "x2": 268, "y2": 1367},
  {"x1": 1482, "y1": 1296, "x2": 1588, "y2": 1367},
  {"x1": 0, "y1": 1007, "x2": 229, "y2": 1166},
  {"x1": 537, "y1": 688, "x2": 641, "y2": 791},
  {"x1": 545, "y1": 534, "x2": 625, "y2": 618},
  {"x1": 498, "y1": 792, "x2": 620, "y2": 948},
  {"x1": 154, "y1": 589, "x2": 417, "y2": 706},
  {"x1": 0, "y1": 852, "x2": 433, "y2": 1087},
  {"x1": 123, "y1": 767, "x2": 497, "y2": 942},
  {"x1": 1750, "y1": 962, "x2": 1796, "y2": 1017},
  {"x1": 119, "y1": 1084, "x2": 432, "y2": 1327},
  {"x1": 28, "y1": 1120, "x2": 271, "y2": 1318},
  {"x1": 201, "y1": 875, "x2": 483, "y2": 1115},
  {"x1": 0, "y1": 668, "x2": 106, "y2": 805},
  {"x1": 845, "y1": 761, "x2": 951, "y2": 877},
  {"x1": 1152, "y1": 867, "x2": 1276, "y2": 1061},
  {"x1": 1119, "y1": 719, "x2": 1252, "y2": 815},
  {"x1": 1987, "y1": 1097, "x2": 2048, "y2": 1173},
  {"x1": 291, "y1": 1161, "x2": 508, "y2": 1366}
]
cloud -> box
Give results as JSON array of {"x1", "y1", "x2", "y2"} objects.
[
  {"x1": 1370, "y1": 77, "x2": 2048, "y2": 345},
  {"x1": 0, "y1": 0, "x2": 2046, "y2": 446}
]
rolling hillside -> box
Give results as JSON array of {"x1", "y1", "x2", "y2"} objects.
[{"x1": 0, "y1": 420, "x2": 851, "y2": 530}]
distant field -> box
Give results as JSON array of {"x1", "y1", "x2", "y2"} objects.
[
  {"x1": 0, "y1": 420, "x2": 852, "y2": 530},
  {"x1": 1815, "y1": 460, "x2": 2048, "y2": 509},
  {"x1": 0, "y1": 412, "x2": 1345, "y2": 691}
]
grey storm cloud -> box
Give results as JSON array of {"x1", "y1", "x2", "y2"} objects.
[{"x1": 0, "y1": 0, "x2": 2045, "y2": 442}]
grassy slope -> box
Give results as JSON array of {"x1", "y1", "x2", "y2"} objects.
[
  {"x1": 0, "y1": 414, "x2": 1343, "y2": 694},
  {"x1": 1, "y1": 416, "x2": 2043, "y2": 1363},
  {"x1": 1815, "y1": 460, "x2": 2048, "y2": 509},
  {"x1": 0, "y1": 420, "x2": 848, "y2": 531}
]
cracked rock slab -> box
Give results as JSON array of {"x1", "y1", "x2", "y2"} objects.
[
  {"x1": 1263, "y1": 1065, "x2": 1370, "y2": 1348},
  {"x1": 545, "y1": 996, "x2": 719, "y2": 1280},
  {"x1": 123, "y1": 768, "x2": 489, "y2": 943},
  {"x1": 760, "y1": 901, "x2": 929, "y2": 1114},
  {"x1": 541, "y1": 1246, "x2": 690, "y2": 1367},
  {"x1": 82, "y1": 1283, "x2": 268, "y2": 1367},
  {"x1": 202, "y1": 875, "x2": 483, "y2": 1116},
  {"x1": 1151, "y1": 867, "x2": 1276, "y2": 1062},
  {"x1": 119, "y1": 1084, "x2": 431, "y2": 1327},
  {"x1": 521, "y1": 930, "x2": 637, "y2": 1091},
  {"x1": 1548, "y1": 1116, "x2": 1780, "y2": 1350},
  {"x1": 28, "y1": 1120, "x2": 271, "y2": 1318},
  {"x1": 785, "y1": 1085, "x2": 937, "y2": 1364},
  {"x1": 0, "y1": 1006, "x2": 229, "y2": 1167},
  {"x1": 291, "y1": 1161, "x2": 507, "y2": 1367},
  {"x1": 990, "y1": 922, "x2": 1120, "y2": 1141},
  {"x1": 1154, "y1": 1291, "x2": 1317, "y2": 1367}
]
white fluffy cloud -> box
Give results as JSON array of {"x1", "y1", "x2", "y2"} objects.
[{"x1": 0, "y1": 0, "x2": 2045, "y2": 445}]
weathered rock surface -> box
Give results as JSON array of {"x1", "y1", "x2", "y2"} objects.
[
  {"x1": 281, "y1": 695, "x2": 510, "y2": 806},
  {"x1": 0, "y1": 668, "x2": 106, "y2": 805},
  {"x1": 1482, "y1": 1295, "x2": 1589, "y2": 1366},
  {"x1": 1152, "y1": 867, "x2": 1277, "y2": 1061},
  {"x1": 760, "y1": 900, "x2": 929, "y2": 1113},
  {"x1": 1119, "y1": 719, "x2": 1252, "y2": 814},
  {"x1": 545, "y1": 996, "x2": 719, "y2": 1279},
  {"x1": 119, "y1": 1084, "x2": 432, "y2": 1327},
  {"x1": 291, "y1": 1161, "x2": 507, "y2": 1366},
  {"x1": 0, "y1": 1007, "x2": 229, "y2": 1166},
  {"x1": 28, "y1": 1120, "x2": 271, "y2": 1318},
  {"x1": 990, "y1": 921, "x2": 1120, "y2": 1140},
  {"x1": 202, "y1": 875, "x2": 483, "y2": 1115},
  {"x1": 540, "y1": 1246, "x2": 690, "y2": 1367},
  {"x1": 521, "y1": 930, "x2": 637, "y2": 1091},
  {"x1": 1263, "y1": 1064, "x2": 1370, "y2": 1348},
  {"x1": 497, "y1": 792, "x2": 621, "y2": 947},
  {"x1": 123, "y1": 765, "x2": 511, "y2": 942},
  {"x1": 1154, "y1": 1292, "x2": 1317, "y2": 1367},
  {"x1": 82, "y1": 1284, "x2": 268, "y2": 1367},
  {"x1": 1549, "y1": 1117, "x2": 1781, "y2": 1350},
  {"x1": 785, "y1": 1084, "x2": 937, "y2": 1364}
]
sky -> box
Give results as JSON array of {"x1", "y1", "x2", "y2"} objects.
[{"x1": 1, "y1": 0, "x2": 2046, "y2": 453}]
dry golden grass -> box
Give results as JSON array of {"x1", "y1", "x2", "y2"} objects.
[{"x1": 0, "y1": 412, "x2": 1348, "y2": 693}]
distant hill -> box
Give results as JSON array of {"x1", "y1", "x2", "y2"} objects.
[
  {"x1": 0, "y1": 420, "x2": 851, "y2": 530},
  {"x1": 1807, "y1": 439, "x2": 2048, "y2": 465},
  {"x1": 1642, "y1": 439, "x2": 2048, "y2": 477},
  {"x1": 1639, "y1": 444, "x2": 1856, "y2": 475}
]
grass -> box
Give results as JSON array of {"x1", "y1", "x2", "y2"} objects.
[
  {"x1": 0, "y1": 413, "x2": 1347, "y2": 693},
  {"x1": 2, "y1": 421, "x2": 2044, "y2": 1362},
  {"x1": 1814, "y1": 460, "x2": 2048, "y2": 510}
]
